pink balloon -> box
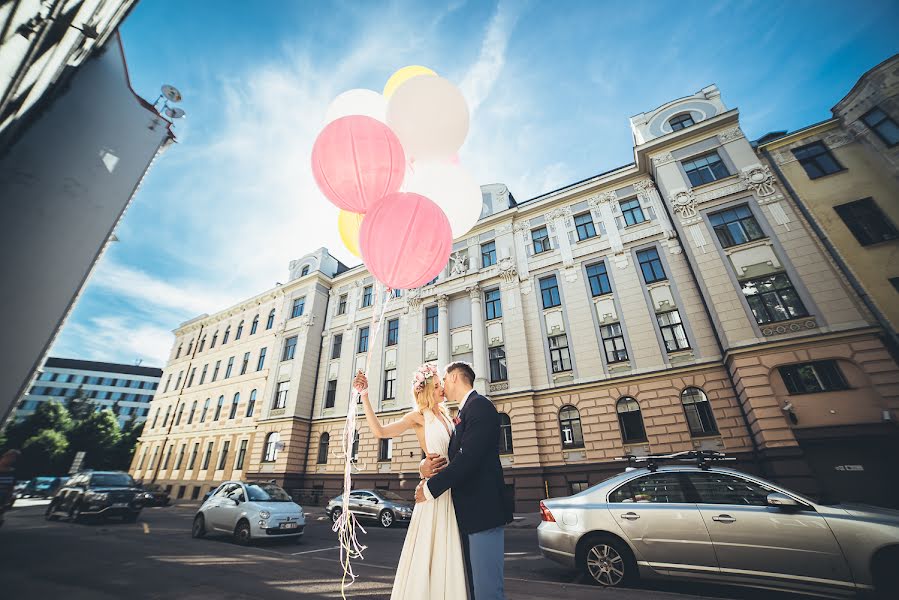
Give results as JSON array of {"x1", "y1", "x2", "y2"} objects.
[
  {"x1": 360, "y1": 192, "x2": 452, "y2": 289},
  {"x1": 311, "y1": 115, "x2": 406, "y2": 213}
]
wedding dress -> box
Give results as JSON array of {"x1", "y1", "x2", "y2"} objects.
[{"x1": 390, "y1": 409, "x2": 468, "y2": 600}]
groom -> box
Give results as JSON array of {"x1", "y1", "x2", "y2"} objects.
[{"x1": 415, "y1": 361, "x2": 511, "y2": 600}]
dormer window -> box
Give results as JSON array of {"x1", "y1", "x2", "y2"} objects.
[
  {"x1": 669, "y1": 113, "x2": 695, "y2": 131},
  {"x1": 301, "y1": 265, "x2": 310, "y2": 276}
]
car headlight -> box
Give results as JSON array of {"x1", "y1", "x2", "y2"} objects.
[{"x1": 258, "y1": 510, "x2": 271, "y2": 520}]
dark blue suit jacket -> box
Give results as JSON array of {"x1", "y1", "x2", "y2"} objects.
[{"x1": 426, "y1": 392, "x2": 510, "y2": 534}]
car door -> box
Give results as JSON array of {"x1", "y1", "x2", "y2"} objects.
[
  {"x1": 348, "y1": 492, "x2": 374, "y2": 519},
  {"x1": 684, "y1": 471, "x2": 854, "y2": 593},
  {"x1": 59, "y1": 475, "x2": 83, "y2": 512},
  {"x1": 220, "y1": 484, "x2": 247, "y2": 531},
  {"x1": 205, "y1": 483, "x2": 237, "y2": 530},
  {"x1": 607, "y1": 472, "x2": 719, "y2": 578}
]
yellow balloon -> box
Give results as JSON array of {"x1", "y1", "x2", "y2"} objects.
[
  {"x1": 338, "y1": 210, "x2": 365, "y2": 258},
  {"x1": 383, "y1": 65, "x2": 437, "y2": 99}
]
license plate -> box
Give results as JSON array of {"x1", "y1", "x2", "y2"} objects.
[
  {"x1": 279, "y1": 522, "x2": 298, "y2": 529},
  {"x1": 112, "y1": 503, "x2": 128, "y2": 508}
]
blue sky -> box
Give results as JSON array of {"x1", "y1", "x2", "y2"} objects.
[{"x1": 51, "y1": 0, "x2": 899, "y2": 367}]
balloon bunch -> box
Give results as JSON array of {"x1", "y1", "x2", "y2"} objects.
[{"x1": 312, "y1": 65, "x2": 481, "y2": 290}]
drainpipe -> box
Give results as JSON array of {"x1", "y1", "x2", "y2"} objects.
[{"x1": 760, "y1": 147, "x2": 899, "y2": 361}]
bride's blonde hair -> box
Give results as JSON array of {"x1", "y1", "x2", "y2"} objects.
[{"x1": 412, "y1": 366, "x2": 450, "y2": 420}]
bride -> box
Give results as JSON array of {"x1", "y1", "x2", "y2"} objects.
[{"x1": 353, "y1": 365, "x2": 468, "y2": 600}]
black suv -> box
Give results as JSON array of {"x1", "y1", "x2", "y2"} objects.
[{"x1": 46, "y1": 471, "x2": 144, "y2": 523}]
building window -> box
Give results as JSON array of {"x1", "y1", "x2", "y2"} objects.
[
  {"x1": 163, "y1": 374, "x2": 171, "y2": 393},
  {"x1": 273, "y1": 381, "x2": 289, "y2": 409},
  {"x1": 217, "y1": 441, "x2": 230, "y2": 470},
  {"x1": 548, "y1": 334, "x2": 572, "y2": 373},
  {"x1": 499, "y1": 413, "x2": 513, "y2": 454},
  {"x1": 188, "y1": 443, "x2": 199, "y2": 470},
  {"x1": 386, "y1": 319, "x2": 399, "y2": 346},
  {"x1": 229, "y1": 393, "x2": 240, "y2": 419},
  {"x1": 361, "y1": 285, "x2": 373, "y2": 308},
  {"x1": 210, "y1": 331, "x2": 218, "y2": 348},
  {"x1": 616, "y1": 397, "x2": 647, "y2": 443},
  {"x1": 250, "y1": 315, "x2": 259, "y2": 335},
  {"x1": 175, "y1": 345, "x2": 182, "y2": 360},
  {"x1": 792, "y1": 142, "x2": 843, "y2": 179},
  {"x1": 861, "y1": 107, "x2": 899, "y2": 147},
  {"x1": 317, "y1": 433, "x2": 330, "y2": 464},
  {"x1": 151, "y1": 408, "x2": 160, "y2": 429},
  {"x1": 600, "y1": 323, "x2": 628, "y2": 363},
  {"x1": 683, "y1": 151, "x2": 730, "y2": 187},
  {"x1": 291, "y1": 297, "x2": 306, "y2": 319},
  {"x1": 198, "y1": 335, "x2": 206, "y2": 353},
  {"x1": 266, "y1": 309, "x2": 276, "y2": 330},
  {"x1": 574, "y1": 212, "x2": 597, "y2": 240},
  {"x1": 657, "y1": 310, "x2": 690, "y2": 352},
  {"x1": 331, "y1": 334, "x2": 343, "y2": 359},
  {"x1": 236, "y1": 320, "x2": 244, "y2": 340},
  {"x1": 532, "y1": 226, "x2": 551, "y2": 254},
  {"x1": 586, "y1": 262, "x2": 611, "y2": 296},
  {"x1": 619, "y1": 198, "x2": 646, "y2": 226},
  {"x1": 263, "y1": 432, "x2": 280, "y2": 462},
  {"x1": 222, "y1": 357, "x2": 233, "y2": 379},
  {"x1": 637, "y1": 247, "x2": 666, "y2": 283},
  {"x1": 741, "y1": 273, "x2": 808, "y2": 324},
  {"x1": 558, "y1": 405, "x2": 584, "y2": 449},
  {"x1": 378, "y1": 438, "x2": 393, "y2": 462},
  {"x1": 681, "y1": 387, "x2": 718, "y2": 436},
  {"x1": 283, "y1": 336, "x2": 298, "y2": 361},
  {"x1": 834, "y1": 198, "x2": 898, "y2": 246},
  {"x1": 212, "y1": 361, "x2": 221, "y2": 382},
  {"x1": 325, "y1": 380, "x2": 337, "y2": 409},
  {"x1": 481, "y1": 241, "x2": 497, "y2": 267},
  {"x1": 240, "y1": 352, "x2": 250, "y2": 375},
  {"x1": 383, "y1": 369, "x2": 396, "y2": 400},
  {"x1": 202, "y1": 442, "x2": 214, "y2": 470},
  {"x1": 174, "y1": 371, "x2": 183, "y2": 390},
  {"x1": 540, "y1": 275, "x2": 561, "y2": 309},
  {"x1": 246, "y1": 389, "x2": 257, "y2": 417},
  {"x1": 162, "y1": 406, "x2": 172, "y2": 428},
  {"x1": 175, "y1": 444, "x2": 186, "y2": 470},
  {"x1": 337, "y1": 294, "x2": 347, "y2": 315},
  {"x1": 891, "y1": 277, "x2": 899, "y2": 294},
  {"x1": 485, "y1": 289, "x2": 502, "y2": 320},
  {"x1": 235, "y1": 440, "x2": 248, "y2": 470},
  {"x1": 301, "y1": 265, "x2": 310, "y2": 276},
  {"x1": 489, "y1": 346, "x2": 508, "y2": 382},
  {"x1": 358, "y1": 327, "x2": 369, "y2": 353},
  {"x1": 669, "y1": 113, "x2": 694, "y2": 131},
  {"x1": 392, "y1": 289, "x2": 402, "y2": 298},
  {"x1": 425, "y1": 306, "x2": 439, "y2": 335},
  {"x1": 186, "y1": 339, "x2": 194, "y2": 355},
  {"x1": 222, "y1": 326, "x2": 231, "y2": 345},
  {"x1": 200, "y1": 398, "x2": 210, "y2": 423},
  {"x1": 187, "y1": 400, "x2": 197, "y2": 425},
  {"x1": 351, "y1": 430, "x2": 360, "y2": 461},
  {"x1": 214, "y1": 395, "x2": 224, "y2": 421},
  {"x1": 779, "y1": 360, "x2": 849, "y2": 395},
  {"x1": 199, "y1": 364, "x2": 208, "y2": 385},
  {"x1": 709, "y1": 204, "x2": 765, "y2": 248},
  {"x1": 175, "y1": 403, "x2": 185, "y2": 426},
  {"x1": 257, "y1": 347, "x2": 267, "y2": 371}
]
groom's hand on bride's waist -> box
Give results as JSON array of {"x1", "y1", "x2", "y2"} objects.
[
  {"x1": 419, "y1": 453, "x2": 447, "y2": 478},
  {"x1": 414, "y1": 480, "x2": 426, "y2": 503}
]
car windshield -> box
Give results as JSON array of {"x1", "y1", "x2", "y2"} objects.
[
  {"x1": 377, "y1": 490, "x2": 407, "y2": 502},
  {"x1": 246, "y1": 483, "x2": 292, "y2": 502},
  {"x1": 91, "y1": 473, "x2": 134, "y2": 487}
]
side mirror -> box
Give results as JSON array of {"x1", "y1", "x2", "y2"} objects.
[
  {"x1": 371, "y1": 498, "x2": 379, "y2": 504},
  {"x1": 767, "y1": 492, "x2": 801, "y2": 510}
]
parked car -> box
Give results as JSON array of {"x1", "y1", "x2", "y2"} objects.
[
  {"x1": 192, "y1": 480, "x2": 304, "y2": 545},
  {"x1": 139, "y1": 483, "x2": 172, "y2": 507},
  {"x1": 45, "y1": 471, "x2": 144, "y2": 523},
  {"x1": 537, "y1": 454, "x2": 899, "y2": 598},
  {"x1": 19, "y1": 476, "x2": 64, "y2": 499},
  {"x1": 326, "y1": 489, "x2": 414, "y2": 528}
]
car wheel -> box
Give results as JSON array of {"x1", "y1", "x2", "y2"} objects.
[
  {"x1": 872, "y1": 546, "x2": 899, "y2": 599},
  {"x1": 580, "y1": 535, "x2": 637, "y2": 587},
  {"x1": 330, "y1": 507, "x2": 342, "y2": 524},
  {"x1": 191, "y1": 514, "x2": 206, "y2": 538},
  {"x1": 234, "y1": 519, "x2": 252, "y2": 546},
  {"x1": 69, "y1": 503, "x2": 84, "y2": 523},
  {"x1": 379, "y1": 509, "x2": 395, "y2": 528},
  {"x1": 45, "y1": 501, "x2": 59, "y2": 521}
]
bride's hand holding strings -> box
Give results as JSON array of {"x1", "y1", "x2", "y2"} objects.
[{"x1": 353, "y1": 370, "x2": 368, "y2": 395}]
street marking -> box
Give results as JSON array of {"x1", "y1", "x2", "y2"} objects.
[
  {"x1": 142, "y1": 522, "x2": 150, "y2": 534},
  {"x1": 290, "y1": 545, "x2": 340, "y2": 556}
]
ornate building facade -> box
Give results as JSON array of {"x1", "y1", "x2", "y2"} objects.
[{"x1": 133, "y1": 75, "x2": 899, "y2": 509}]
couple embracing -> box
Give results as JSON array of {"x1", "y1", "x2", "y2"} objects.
[{"x1": 354, "y1": 361, "x2": 511, "y2": 600}]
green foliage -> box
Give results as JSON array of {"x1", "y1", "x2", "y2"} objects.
[
  {"x1": 18, "y1": 430, "x2": 70, "y2": 479},
  {"x1": 68, "y1": 410, "x2": 122, "y2": 470}
]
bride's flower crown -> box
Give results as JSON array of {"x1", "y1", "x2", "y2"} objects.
[{"x1": 411, "y1": 363, "x2": 440, "y2": 394}]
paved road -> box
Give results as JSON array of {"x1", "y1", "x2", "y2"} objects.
[{"x1": 0, "y1": 500, "x2": 800, "y2": 599}]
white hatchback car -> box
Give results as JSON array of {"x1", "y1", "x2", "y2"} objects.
[{"x1": 192, "y1": 481, "x2": 305, "y2": 545}]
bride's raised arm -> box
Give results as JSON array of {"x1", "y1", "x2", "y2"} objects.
[{"x1": 353, "y1": 371, "x2": 420, "y2": 439}]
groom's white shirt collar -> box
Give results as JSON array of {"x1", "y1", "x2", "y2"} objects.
[{"x1": 458, "y1": 388, "x2": 476, "y2": 414}]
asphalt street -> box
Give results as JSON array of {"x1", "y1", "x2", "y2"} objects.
[{"x1": 0, "y1": 500, "x2": 802, "y2": 599}]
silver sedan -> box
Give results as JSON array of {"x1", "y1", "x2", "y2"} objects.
[{"x1": 538, "y1": 464, "x2": 899, "y2": 598}]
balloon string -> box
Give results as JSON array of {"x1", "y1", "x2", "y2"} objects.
[{"x1": 334, "y1": 283, "x2": 394, "y2": 598}]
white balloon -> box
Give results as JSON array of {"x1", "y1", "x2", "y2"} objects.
[
  {"x1": 324, "y1": 89, "x2": 387, "y2": 124},
  {"x1": 405, "y1": 161, "x2": 483, "y2": 238},
  {"x1": 386, "y1": 76, "x2": 469, "y2": 161}
]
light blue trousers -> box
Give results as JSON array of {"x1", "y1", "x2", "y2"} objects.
[{"x1": 468, "y1": 526, "x2": 506, "y2": 600}]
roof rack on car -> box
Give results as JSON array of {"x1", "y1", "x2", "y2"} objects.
[{"x1": 615, "y1": 450, "x2": 734, "y2": 472}]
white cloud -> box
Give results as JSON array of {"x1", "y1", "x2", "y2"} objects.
[
  {"x1": 460, "y1": 1, "x2": 519, "y2": 114},
  {"x1": 53, "y1": 316, "x2": 175, "y2": 367}
]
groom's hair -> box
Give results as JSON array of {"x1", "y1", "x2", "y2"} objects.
[{"x1": 446, "y1": 361, "x2": 475, "y2": 386}]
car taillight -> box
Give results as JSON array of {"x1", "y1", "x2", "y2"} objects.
[{"x1": 539, "y1": 501, "x2": 555, "y2": 522}]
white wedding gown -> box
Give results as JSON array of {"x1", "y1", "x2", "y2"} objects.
[{"x1": 390, "y1": 410, "x2": 468, "y2": 600}]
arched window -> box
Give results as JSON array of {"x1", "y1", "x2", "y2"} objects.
[
  {"x1": 263, "y1": 432, "x2": 281, "y2": 462},
  {"x1": 250, "y1": 315, "x2": 259, "y2": 335},
  {"x1": 351, "y1": 430, "x2": 360, "y2": 460},
  {"x1": 214, "y1": 395, "x2": 225, "y2": 421},
  {"x1": 301, "y1": 265, "x2": 310, "y2": 277},
  {"x1": 235, "y1": 321, "x2": 244, "y2": 340},
  {"x1": 175, "y1": 344, "x2": 183, "y2": 359},
  {"x1": 222, "y1": 326, "x2": 230, "y2": 344},
  {"x1": 669, "y1": 113, "x2": 695, "y2": 131},
  {"x1": 229, "y1": 392, "x2": 240, "y2": 419},
  {"x1": 175, "y1": 403, "x2": 185, "y2": 426},
  {"x1": 266, "y1": 309, "x2": 276, "y2": 330},
  {"x1": 200, "y1": 398, "x2": 210, "y2": 423},
  {"x1": 317, "y1": 432, "x2": 330, "y2": 464},
  {"x1": 681, "y1": 387, "x2": 718, "y2": 436},
  {"x1": 246, "y1": 389, "x2": 257, "y2": 418},
  {"x1": 498, "y1": 413, "x2": 513, "y2": 454},
  {"x1": 186, "y1": 339, "x2": 194, "y2": 355},
  {"x1": 210, "y1": 331, "x2": 218, "y2": 348},
  {"x1": 187, "y1": 400, "x2": 197, "y2": 424},
  {"x1": 558, "y1": 405, "x2": 584, "y2": 449},
  {"x1": 198, "y1": 335, "x2": 206, "y2": 353},
  {"x1": 616, "y1": 397, "x2": 647, "y2": 443}
]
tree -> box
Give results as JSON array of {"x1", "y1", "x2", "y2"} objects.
[
  {"x1": 18, "y1": 430, "x2": 69, "y2": 479},
  {"x1": 1, "y1": 400, "x2": 72, "y2": 452},
  {"x1": 108, "y1": 417, "x2": 143, "y2": 470},
  {"x1": 67, "y1": 409, "x2": 121, "y2": 470},
  {"x1": 66, "y1": 386, "x2": 94, "y2": 422}
]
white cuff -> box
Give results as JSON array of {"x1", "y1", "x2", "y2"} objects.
[{"x1": 423, "y1": 479, "x2": 435, "y2": 501}]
